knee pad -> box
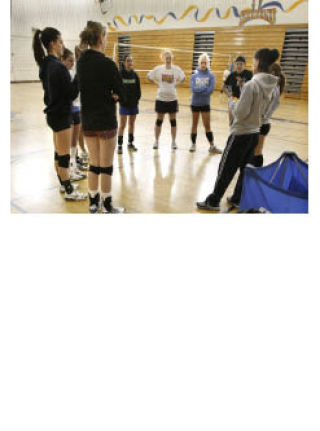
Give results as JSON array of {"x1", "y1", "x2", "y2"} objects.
[
  {"x1": 100, "y1": 166, "x2": 114, "y2": 176},
  {"x1": 54, "y1": 152, "x2": 59, "y2": 162},
  {"x1": 156, "y1": 119, "x2": 163, "y2": 127},
  {"x1": 58, "y1": 154, "x2": 71, "y2": 169},
  {"x1": 89, "y1": 165, "x2": 101, "y2": 175},
  {"x1": 170, "y1": 119, "x2": 177, "y2": 128},
  {"x1": 206, "y1": 132, "x2": 214, "y2": 142}
]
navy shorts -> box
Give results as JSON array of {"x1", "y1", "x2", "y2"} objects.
[
  {"x1": 46, "y1": 113, "x2": 72, "y2": 133},
  {"x1": 119, "y1": 105, "x2": 139, "y2": 116},
  {"x1": 260, "y1": 123, "x2": 271, "y2": 137},
  {"x1": 72, "y1": 110, "x2": 81, "y2": 125},
  {"x1": 191, "y1": 105, "x2": 211, "y2": 113},
  {"x1": 155, "y1": 100, "x2": 179, "y2": 114}
]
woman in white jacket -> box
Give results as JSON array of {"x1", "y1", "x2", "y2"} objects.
[{"x1": 197, "y1": 48, "x2": 280, "y2": 211}]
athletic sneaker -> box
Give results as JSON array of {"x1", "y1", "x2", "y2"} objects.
[
  {"x1": 128, "y1": 144, "x2": 138, "y2": 152},
  {"x1": 189, "y1": 144, "x2": 196, "y2": 153},
  {"x1": 227, "y1": 197, "x2": 240, "y2": 208},
  {"x1": 196, "y1": 198, "x2": 220, "y2": 212},
  {"x1": 153, "y1": 142, "x2": 159, "y2": 150},
  {"x1": 102, "y1": 196, "x2": 125, "y2": 214},
  {"x1": 60, "y1": 184, "x2": 79, "y2": 193},
  {"x1": 77, "y1": 158, "x2": 88, "y2": 171},
  {"x1": 172, "y1": 142, "x2": 178, "y2": 150},
  {"x1": 70, "y1": 170, "x2": 87, "y2": 182},
  {"x1": 209, "y1": 145, "x2": 223, "y2": 154},
  {"x1": 80, "y1": 150, "x2": 89, "y2": 163},
  {"x1": 117, "y1": 145, "x2": 123, "y2": 155},
  {"x1": 65, "y1": 190, "x2": 88, "y2": 201},
  {"x1": 89, "y1": 193, "x2": 100, "y2": 214}
]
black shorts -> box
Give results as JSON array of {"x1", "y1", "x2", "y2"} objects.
[
  {"x1": 155, "y1": 100, "x2": 179, "y2": 114},
  {"x1": 260, "y1": 123, "x2": 271, "y2": 137},
  {"x1": 47, "y1": 113, "x2": 72, "y2": 133},
  {"x1": 72, "y1": 110, "x2": 81, "y2": 125},
  {"x1": 191, "y1": 105, "x2": 211, "y2": 113}
]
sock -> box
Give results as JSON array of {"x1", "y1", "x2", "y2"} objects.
[
  {"x1": 101, "y1": 192, "x2": 112, "y2": 201},
  {"x1": 62, "y1": 180, "x2": 74, "y2": 195},
  {"x1": 191, "y1": 133, "x2": 197, "y2": 144},
  {"x1": 253, "y1": 155, "x2": 264, "y2": 168},
  {"x1": 118, "y1": 136, "x2": 123, "y2": 146},
  {"x1": 129, "y1": 133, "x2": 134, "y2": 144},
  {"x1": 89, "y1": 190, "x2": 99, "y2": 198},
  {"x1": 57, "y1": 175, "x2": 63, "y2": 186},
  {"x1": 70, "y1": 146, "x2": 77, "y2": 167}
]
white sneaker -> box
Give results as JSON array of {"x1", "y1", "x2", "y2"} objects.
[
  {"x1": 209, "y1": 145, "x2": 223, "y2": 155},
  {"x1": 153, "y1": 142, "x2": 159, "y2": 150},
  {"x1": 81, "y1": 150, "x2": 89, "y2": 162},
  {"x1": 70, "y1": 170, "x2": 87, "y2": 181},
  {"x1": 172, "y1": 142, "x2": 178, "y2": 150},
  {"x1": 65, "y1": 190, "x2": 88, "y2": 201},
  {"x1": 60, "y1": 184, "x2": 79, "y2": 193},
  {"x1": 190, "y1": 144, "x2": 196, "y2": 153}
]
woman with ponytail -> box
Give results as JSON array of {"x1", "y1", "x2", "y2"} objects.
[
  {"x1": 77, "y1": 21, "x2": 126, "y2": 214},
  {"x1": 197, "y1": 48, "x2": 280, "y2": 211},
  {"x1": 32, "y1": 28, "x2": 87, "y2": 201},
  {"x1": 253, "y1": 62, "x2": 286, "y2": 167}
]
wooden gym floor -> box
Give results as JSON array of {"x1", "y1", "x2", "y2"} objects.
[{"x1": 11, "y1": 83, "x2": 308, "y2": 214}]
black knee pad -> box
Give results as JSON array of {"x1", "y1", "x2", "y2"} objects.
[
  {"x1": 170, "y1": 119, "x2": 177, "y2": 128},
  {"x1": 58, "y1": 154, "x2": 71, "y2": 169},
  {"x1": 89, "y1": 165, "x2": 101, "y2": 175},
  {"x1": 100, "y1": 166, "x2": 114, "y2": 176},
  {"x1": 156, "y1": 119, "x2": 163, "y2": 127},
  {"x1": 206, "y1": 132, "x2": 214, "y2": 142},
  {"x1": 54, "y1": 152, "x2": 59, "y2": 162}
]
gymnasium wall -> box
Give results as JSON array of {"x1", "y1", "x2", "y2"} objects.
[
  {"x1": 103, "y1": 0, "x2": 308, "y2": 32},
  {"x1": 105, "y1": 23, "x2": 308, "y2": 99},
  {"x1": 11, "y1": 0, "x2": 103, "y2": 81}
]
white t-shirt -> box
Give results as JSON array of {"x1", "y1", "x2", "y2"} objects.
[
  {"x1": 223, "y1": 69, "x2": 231, "y2": 83},
  {"x1": 148, "y1": 65, "x2": 185, "y2": 102},
  {"x1": 69, "y1": 70, "x2": 80, "y2": 108}
]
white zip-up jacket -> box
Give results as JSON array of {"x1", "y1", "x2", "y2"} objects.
[{"x1": 229, "y1": 73, "x2": 279, "y2": 135}]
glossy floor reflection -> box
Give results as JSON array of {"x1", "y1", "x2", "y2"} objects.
[{"x1": 11, "y1": 83, "x2": 308, "y2": 214}]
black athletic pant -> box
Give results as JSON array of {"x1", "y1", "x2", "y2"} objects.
[{"x1": 208, "y1": 132, "x2": 259, "y2": 204}]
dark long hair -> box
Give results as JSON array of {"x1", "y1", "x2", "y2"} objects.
[
  {"x1": 255, "y1": 48, "x2": 280, "y2": 73},
  {"x1": 270, "y1": 63, "x2": 286, "y2": 95},
  {"x1": 32, "y1": 27, "x2": 61, "y2": 67}
]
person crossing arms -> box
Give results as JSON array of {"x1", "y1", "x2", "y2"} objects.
[
  {"x1": 190, "y1": 53, "x2": 222, "y2": 154},
  {"x1": 148, "y1": 49, "x2": 185, "y2": 150}
]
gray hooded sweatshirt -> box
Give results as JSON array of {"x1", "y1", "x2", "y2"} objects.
[{"x1": 228, "y1": 73, "x2": 279, "y2": 135}]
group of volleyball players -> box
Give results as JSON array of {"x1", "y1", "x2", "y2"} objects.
[{"x1": 32, "y1": 20, "x2": 285, "y2": 214}]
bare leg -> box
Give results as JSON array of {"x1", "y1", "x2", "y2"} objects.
[
  {"x1": 85, "y1": 136, "x2": 100, "y2": 192},
  {"x1": 78, "y1": 125, "x2": 85, "y2": 153},
  {"x1": 155, "y1": 113, "x2": 165, "y2": 142},
  {"x1": 191, "y1": 111, "x2": 200, "y2": 135},
  {"x1": 255, "y1": 135, "x2": 265, "y2": 156},
  {"x1": 118, "y1": 115, "x2": 128, "y2": 139},
  {"x1": 100, "y1": 136, "x2": 117, "y2": 194},
  {"x1": 169, "y1": 113, "x2": 177, "y2": 143},
  {"x1": 54, "y1": 128, "x2": 72, "y2": 182},
  {"x1": 128, "y1": 115, "x2": 136, "y2": 135},
  {"x1": 201, "y1": 111, "x2": 214, "y2": 145}
]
